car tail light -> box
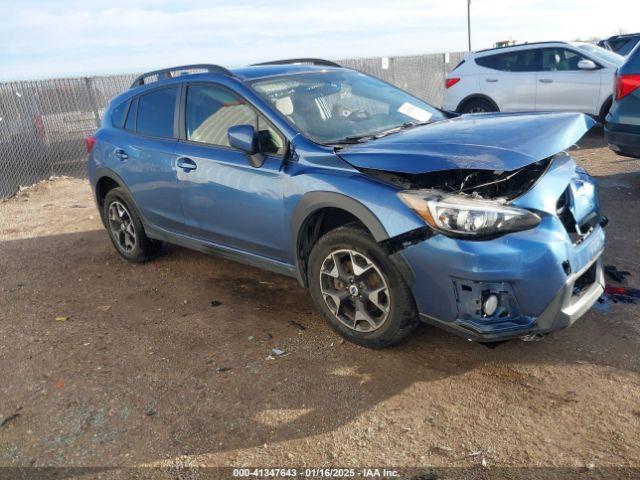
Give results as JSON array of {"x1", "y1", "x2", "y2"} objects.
[
  {"x1": 615, "y1": 73, "x2": 640, "y2": 100},
  {"x1": 445, "y1": 77, "x2": 460, "y2": 89},
  {"x1": 84, "y1": 135, "x2": 96, "y2": 153}
]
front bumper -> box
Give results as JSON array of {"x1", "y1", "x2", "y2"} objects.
[{"x1": 394, "y1": 155, "x2": 606, "y2": 342}]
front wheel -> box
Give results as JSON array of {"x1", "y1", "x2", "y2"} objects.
[{"x1": 308, "y1": 225, "x2": 419, "y2": 348}]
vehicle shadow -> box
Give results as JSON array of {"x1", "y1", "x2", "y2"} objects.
[{"x1": 1, "y1": 217, "x2": 638, "y2": 467}]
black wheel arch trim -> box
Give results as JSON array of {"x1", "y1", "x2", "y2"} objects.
[
  {"x1": 93, "y1": 168, "x2": 146, "y2": 229},
  {"x1": 456, "y1": 94, "x2": 500, "y2": 113},
  {"x1": 291, "y1": 191, "x2": 390, "y2": 285}
]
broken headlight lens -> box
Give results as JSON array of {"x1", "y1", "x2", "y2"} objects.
[{"x1": 398, "y1": 190, "x2": 541, "y2": 238}]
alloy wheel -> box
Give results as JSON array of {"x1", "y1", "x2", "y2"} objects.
[
  {"x1": 319, "y1": 249, "x2": 390, "y2": 332},
  {"x1": 108, "y1": 201, "x2": 137, "y2": 253}
]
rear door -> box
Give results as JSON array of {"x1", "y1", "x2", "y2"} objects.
[
  {"x1": 475, "y1": 49, "x2": 539, "y2": 111},
  {"x1": 173, "y1": 82, "x2": 288, "y2": 261},
  {"x1": 114, "y1": 86, "x2": 185, "y2": 232},
  {"x1": 535, "y1": 47, "x2": 602, "y2": 115}
]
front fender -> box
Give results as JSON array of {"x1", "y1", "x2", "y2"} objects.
[{"x1": 286, "y1": 167, "x2": 426, "y2": 285}]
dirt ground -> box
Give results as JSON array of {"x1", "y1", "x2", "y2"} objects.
[{"x1": 1, "y1": 127, "x2": 640, "y2": 479}]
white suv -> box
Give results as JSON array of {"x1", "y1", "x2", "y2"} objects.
[{"x1": 443, "y1": 41, "x2": 624, "y2": 121}]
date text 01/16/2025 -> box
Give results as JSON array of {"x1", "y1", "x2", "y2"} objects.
[{"x1": 232, "y1": 467, "x2": 400, "y2": 478}]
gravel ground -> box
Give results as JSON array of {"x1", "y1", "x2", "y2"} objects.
[{"x1": 1, "y1": 128, "x2": 639, "y2": 479}]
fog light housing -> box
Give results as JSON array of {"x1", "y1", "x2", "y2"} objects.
[{"x1": 482, "y1": 294, "x2": 499, "y2": 317}]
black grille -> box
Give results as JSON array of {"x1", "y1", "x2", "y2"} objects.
[
  {"x1": 573, "y1": 262, "x2": 598, "y2": 297},
  {"x1": 556, "y1": 188, "x2": 577, "y2": 234}
]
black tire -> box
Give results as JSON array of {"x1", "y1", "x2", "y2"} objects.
[
  {"x1": 103, "y1": 187, "x2": 162, "y2": 263},
  {"x1": 613, "y1": 147, "x2": 640, "y2": 159},
  {"x1": 308, "y1": 225, "x2": 419, "y2": 348},
  {"x1": 460, "y1": 98, "x2": 498, "y2": 114},
  {"x1": 598, "y1": 98, "x2": 612, "y2": 124}
]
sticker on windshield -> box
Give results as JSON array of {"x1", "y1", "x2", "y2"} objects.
[{"x1": 398, "y1": 102, "x2": 432, "y2": 122}]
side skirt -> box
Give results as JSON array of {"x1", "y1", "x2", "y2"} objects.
[{"x1": 144, "y1": 222, "x2": 299, "y2": 280}]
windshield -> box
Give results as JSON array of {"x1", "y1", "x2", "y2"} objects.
[
  {"x1": 576, "y1": 43, "x2": 625, "y2": 66},
  {"x1": 250, "y1": 70, "x2": 445, "y2": 144}
]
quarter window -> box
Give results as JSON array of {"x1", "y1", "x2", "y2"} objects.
[
  {"x1": 111, "y1": 99, "x2": 130, "y2": 128},
  {"x1": 136, "y1": 87, "x2": 178, "y2": 137},
  {"x1": 124, "y1": 98, "x2": 137, "y2": 131},
  {"x1": 186, "y1": 85, "x2": 284, "y2": 156}
]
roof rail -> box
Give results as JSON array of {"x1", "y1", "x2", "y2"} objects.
[
  {"x1": 475, "y1": 41, "x2": 568, "y2": 53},
  {"x1": 251, "y1": 58, "x2": 342, "y2": 68},
  {"x1": 130, "y1": 64, "x2": 234, "y2": 88}
]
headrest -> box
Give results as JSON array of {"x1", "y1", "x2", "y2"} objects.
[{"x1": 275, "y1": 96, "x2": 294, "y2": 115}]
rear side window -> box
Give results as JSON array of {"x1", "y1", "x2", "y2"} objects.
[
  {"x1": 475, "y1": 50, "x2": 539, "y2": 72},
  {"x1": 137, "y1": 87, "x2": 178, "y2": 138},
  {"x1": 111, "y1": 99, "x2": 130, "y2": 128}
]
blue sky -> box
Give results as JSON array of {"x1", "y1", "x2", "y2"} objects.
[{"x1": 1, "y1": 0, "x2": 639, "y2": 80}]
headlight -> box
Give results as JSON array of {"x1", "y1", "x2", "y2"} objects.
[{"x1": 398, "y1": 189, "x2": 541, "y2": 239}]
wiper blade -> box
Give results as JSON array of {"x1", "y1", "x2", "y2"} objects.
[
  {"x1": 332, "y1": 134, "x2": 376, "y2": 144},
  {"x1": 332, "y1": 121, "x2": 431, "y2": 145},
  {"x1": 373, "y1": 121, "x2": 431, "y2": 139}
]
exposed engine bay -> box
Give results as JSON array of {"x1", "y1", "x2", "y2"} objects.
[{"x1": 360, "y1": 156, "x2": 552, "y2": 201}]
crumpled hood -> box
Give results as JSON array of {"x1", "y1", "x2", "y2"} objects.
[{"x1": 336, "y1": 112, "x2": 595, "y2": 174}]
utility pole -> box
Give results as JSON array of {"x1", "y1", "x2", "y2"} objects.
[{"x1": 467, "y1": 0, "x2": 472, "y2": 51}]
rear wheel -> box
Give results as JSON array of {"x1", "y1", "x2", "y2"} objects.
[
  {"x1": 460, "y1": 98, "x2": 498, "y2": 114},
  {"x1": 103, "y1": 188, "x2": 161, "y2": 263},
  {"x1": 308, "y1": 225, "x2": 419, "y2": 348}
]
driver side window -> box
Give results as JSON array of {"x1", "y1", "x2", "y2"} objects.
[
  {"x1": 185, "y1": 84, "x2": 285, "y2": 156},
  {"x1": 541, "y1": 48, "x2": 587, "y2": 71}
]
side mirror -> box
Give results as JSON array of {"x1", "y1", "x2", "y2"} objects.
[
  {"x1": 227, "y1": 124, "x2": 264, "y2": 167},
  {"x1": 578, "y1": 59, "x2": 597, "y2": 70}
]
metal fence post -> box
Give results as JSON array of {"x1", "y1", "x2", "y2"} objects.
[{"x1": 84, "y1": 76, "x2": 101, "y2": 129}]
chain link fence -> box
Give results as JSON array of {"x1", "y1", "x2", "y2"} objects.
[{"x1": 0, "y1": 52, "x2": 464, "y2": 202}]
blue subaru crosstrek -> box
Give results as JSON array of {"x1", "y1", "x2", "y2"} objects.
[
  {"x1": 87, "y1": 59, "x2": 607, "y2": 348},
  {"x1": 606, "y1": 42, "x2": 640, "y2": 158}
]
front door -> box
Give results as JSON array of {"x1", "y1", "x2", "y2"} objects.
[
  {"x1": 174, "y1": 83, "x2": 289, "y2": 262},
  {"x1": 535, "y1": 47, "x2": 602, "y2": 115}
]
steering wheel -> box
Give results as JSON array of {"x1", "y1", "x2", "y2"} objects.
[{"x1": 335, "y1": 105, "x2": 372, "y2": 122}]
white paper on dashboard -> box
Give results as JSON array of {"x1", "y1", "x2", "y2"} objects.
[{"x1": 397, "y1": 102, "x2": 432, "y2": 122}]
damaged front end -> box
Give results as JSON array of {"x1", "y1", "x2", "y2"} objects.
[
  {"x1": 366, "y1": 155, "x2": 553, "y2": 241},
  {"x1": 366, "y1": 151, "x2": 606, "y2": 342},
  {"x1": 362, "y1": 156, "x2": 551, "y2": 202}
]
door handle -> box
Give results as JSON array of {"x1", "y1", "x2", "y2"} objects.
[
  {"x1": 177, "y1": 157, "x2": 197, "y2": 172},
  {"x1": 114, "y1": 149, "x2": 128, "y2": 161},
  {"x1": 539, "y1": 78, "x2": 554, "y2": 83},
  {"x1": 485, "y1": 78, "x2": 498, "y2": 83}
]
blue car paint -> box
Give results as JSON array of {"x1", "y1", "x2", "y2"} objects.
[
  {"x1": 606, "y1": 42, "x2": 640, "y2": 157},
  {"x1": 337, "y1": 112, "x2": 595, "y2": 174},
  {"x1": 88, "y1": 64, "x2": 605, "y2": 342}
]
